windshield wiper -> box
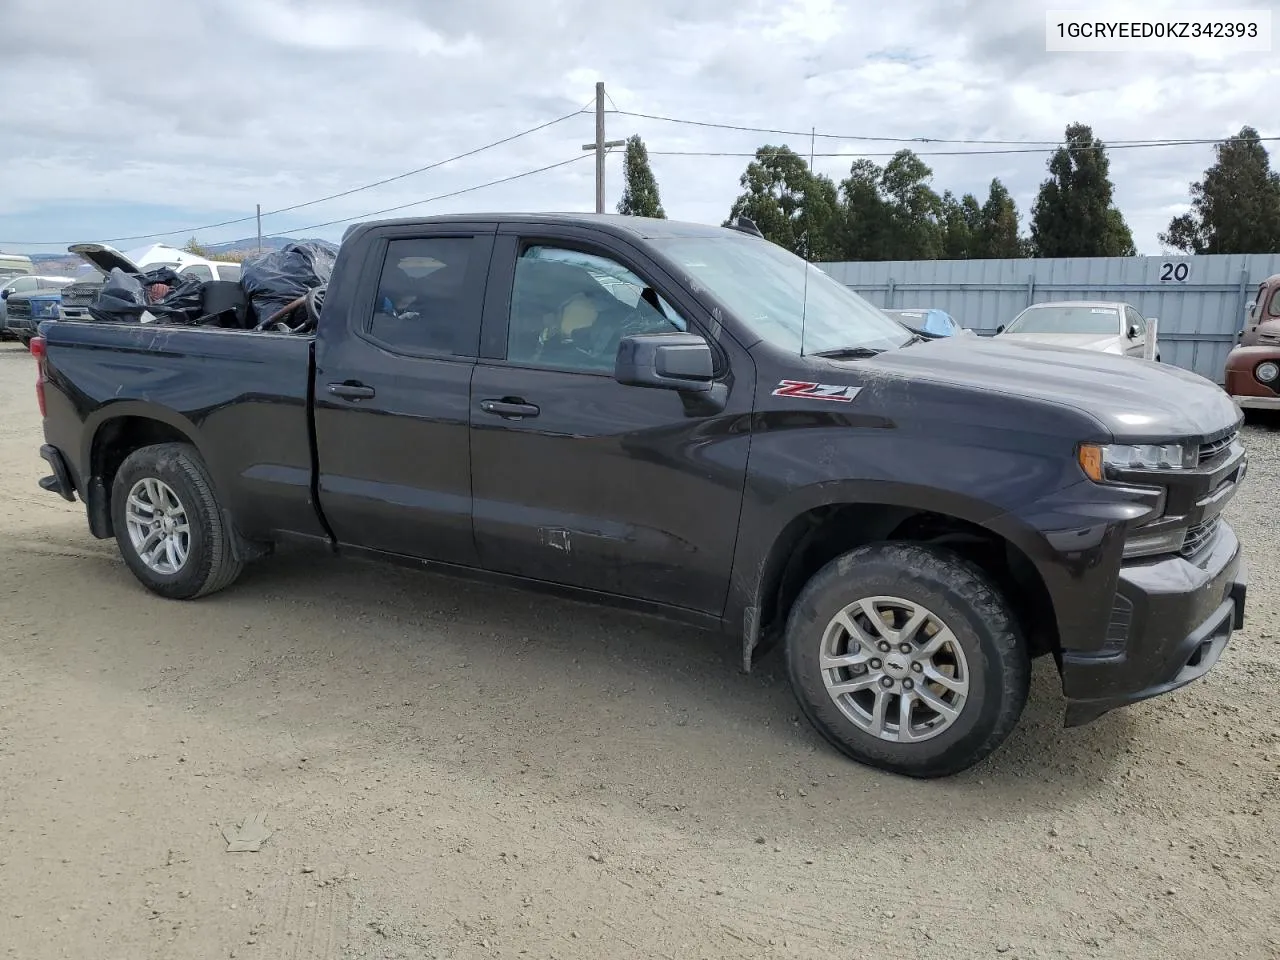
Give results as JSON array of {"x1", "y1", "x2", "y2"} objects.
[{"x1": 810, "y1": 346, "x2": 887, "y2": 359}]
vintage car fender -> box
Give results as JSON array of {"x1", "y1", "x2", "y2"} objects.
[{"x1": 1224, "y1": 344, "x2": 1280, "y2": 410}]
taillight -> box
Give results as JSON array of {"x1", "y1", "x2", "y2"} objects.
[{"x1": 30, "y1": 335, "x2": 47, "y2": 418}]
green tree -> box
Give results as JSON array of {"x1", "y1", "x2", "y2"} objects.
[
  {"x1": 879, "y1": 150, "x2": 944, "y2": 260},
  {"x1": 1030, "y1": 123, "x2": 1135, "y2": 257},
  {"x1": 1159, "y1": 126, "x2": 1280, "y2": 254},
  {"x1": 182, "y1": 236, "x2": 211, "y2": 258},
  {"x1": 975, "y1": 179, "x2": 1023, "y2": 258},
  {"x1": 616, "y1": 135, "x2": 666, "y2": 219},
  {"x1": 726, "y1": 145, "x2": 840, "y2": 259},
  {"x1": 939, "y1": 190, "x2": 983, "y2": 259},
  {"x1": 836, "y1": 158, "x2": 890, "y2": 260}
]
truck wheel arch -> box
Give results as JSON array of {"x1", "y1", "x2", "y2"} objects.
[
  {"x1": 82, "y1": 407, "x2": 207, "y2": 539},
  {"x1": 735, "y1": 484, "x2": 1059, "y2": 671}
]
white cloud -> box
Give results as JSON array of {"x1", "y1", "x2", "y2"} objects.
[{"x1": 0, "y1": 0, "x2": 1277, "y2": 254}]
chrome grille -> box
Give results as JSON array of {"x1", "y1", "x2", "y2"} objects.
[
  {"x1": 59, "y1": 283, "x2": 100, "y2": 307},
  {"x1": 1198, "y1": 431, "x2": 1237, "y2": 466},
  {"x1": 5, "y1": 299, "x2": 31, "y2": 320},
  {"x1": 1181, "y1": 516, "x2": 1221, "y2": 558}
]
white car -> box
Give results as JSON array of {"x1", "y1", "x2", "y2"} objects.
[{"x1": 995, "y1": 300, "x2": 1159, "y2": 362}]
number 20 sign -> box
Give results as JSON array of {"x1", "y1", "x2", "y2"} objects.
[{"x1": 1159, "y1": 261, "x2": 1190, "y2": 282}]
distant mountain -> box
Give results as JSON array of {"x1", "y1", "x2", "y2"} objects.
[{"x1": 201, "y1": 237, "x2": 339, "y2": 256}]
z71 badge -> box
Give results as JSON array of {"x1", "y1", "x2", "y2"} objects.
[{"x1": 771, "y1": 380, "x2": 862, "y2": 402}]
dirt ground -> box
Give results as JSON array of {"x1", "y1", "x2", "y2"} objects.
[{"x1": 0, "y1": 340, "x2": 1277, "y2": 960}]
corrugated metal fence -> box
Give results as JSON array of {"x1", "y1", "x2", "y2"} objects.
[{"x1": 821, "y1": 254, "x2": 1280, "y2": 382}]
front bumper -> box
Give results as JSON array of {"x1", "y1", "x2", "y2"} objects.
[{"x1": 1061, "y1": 522, "x2": 1245, "y2": 726}]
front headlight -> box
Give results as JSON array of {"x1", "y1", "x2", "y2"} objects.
[
  {"x1": 32, "y1": 300, "x2": 59, "y2": 319},
  {"x1": 1256, "y1": 361, "x2": 1279, "y2": 383},
  {"x1": 1078, "y1": 442, "x2": 1194, "y2": 481},
  {"x1": 1121, "y1": 526, "x2": 1186, "y2": 559}
]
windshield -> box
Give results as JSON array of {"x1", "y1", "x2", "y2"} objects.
[
  {"x1": 649, "y1": 235, "x2": 912, "y2": 355},
  {"x1": 1005, "y1": 304, "x2": 1119, "y2": 335}
]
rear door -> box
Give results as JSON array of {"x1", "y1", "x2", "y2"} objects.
[
  {"x1": 313, "y1": 222, "x2": 496, "y2": 564},
  {"x1": 468, "y1": 225, "x2": 754, "y2": 615}
]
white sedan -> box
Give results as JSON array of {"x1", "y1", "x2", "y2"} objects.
[{"x1": 994, "y1": 300, "x2": 1159, "y2": 361}]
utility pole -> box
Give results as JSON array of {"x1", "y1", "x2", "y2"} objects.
[
  {"x1": 582, "y1": 82, "x2": 624, "y2": 213},
  {"x1": 256, "y1": 204, "x2": 262, "y2": 253}
]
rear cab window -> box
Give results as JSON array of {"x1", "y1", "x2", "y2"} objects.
[{"x1": 365, "y1": 236, "x2": 482, "y2": 357}]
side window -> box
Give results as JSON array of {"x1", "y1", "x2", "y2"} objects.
[
  {"x1": 1124, "y1": 306, "x2": 1142, "y2": 332},
  {"x1": 181, "y1": 264, "x2": 214, "y2": 282},
  {"x1": 506, "y1": 244, "x2": 687, "y2": 374},
  {"x1": 369, "y1": 236, "x2": 475, "y2": 355},
  {"x1": 1268, "y1": 287, "x2": 1280, "y2": 318},
  {"x1": 215, "y1": 263, "x2": 242, "y2": 283},
  {"x1": 12, "y1": 277, "x2": 38, "y2": 293}
]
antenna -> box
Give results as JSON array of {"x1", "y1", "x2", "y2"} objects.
[
  {"x1": 728, "y1": 216, "x2": 764, "y2": 238},
  {"x1": 799, "y1": 230, "x2": 811, "y2": 357}
]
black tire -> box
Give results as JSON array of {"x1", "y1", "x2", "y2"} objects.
[
  {"x1": 785, "y1": 542, "x2": 1030, "y2": 778},
  {"x1": 110, "y1": 442, "x2": 244, "y2": 600}
]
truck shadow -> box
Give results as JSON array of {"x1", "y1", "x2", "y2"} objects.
[
  {"x1": 221, "y1": 549, "x2": 1133, "y2": 793},
  {"x1": 9, "y1": 535, "x2": 1134, "y2": 822}
]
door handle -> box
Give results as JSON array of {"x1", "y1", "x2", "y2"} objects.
[
  {"x1": 328, "y1": 382, "x2": 376, "y2": 400},
  {"x1": 480, "y1": 398, "x2": 540, "y2": 419}
]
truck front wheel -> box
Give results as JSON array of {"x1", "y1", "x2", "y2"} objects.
[
  {"x1": 110, "y1": 442, "x2": 244, "y2": 600},
  {"x1": 785, "y1": 542, "x2": 1030, "y2": 778}
]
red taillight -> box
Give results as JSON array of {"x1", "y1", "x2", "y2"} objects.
[{"x1": 30, "y1": 335, "x2": 47, "y2": 418}]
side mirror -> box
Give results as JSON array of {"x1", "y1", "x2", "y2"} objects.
[
  {"x1": 0, "y1": 289, "x2": 9, "y2": 300},
  {"x1": 1247, "y1": 301, "x2": 1257, "y2": 315},
  {"x1": 1127, "y1": 323, "x2": 1139, "y2": 339},
  {"x1": 995, "y1": 324, "x2": 1005, "y2": 334},
  {"x1": 615, "y1": 332, "x2": 714, "y2": 393}
]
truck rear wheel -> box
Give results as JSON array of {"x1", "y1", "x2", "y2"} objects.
[
  {"x1": 784, "y1": 542, "x2": 1030, "y2": 778},
  {"x1": 110, "y1": 442, "x2": 244, "y2": 600}
]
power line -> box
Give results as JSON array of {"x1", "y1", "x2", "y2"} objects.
[
  {"x1": 1, "y1": 102, "x2": 594, "y2": 247},
  {"x1": 263, "y1": 154, "x2": 593, "y2": 237},
  {"x1": 649, "y1": 135, "x2": 1280, "y2": 160},
  {"x1": 608, "y1": 108, "x2": 1262, "y2": 148}
]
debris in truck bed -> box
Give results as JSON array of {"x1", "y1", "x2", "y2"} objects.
[{"x1": 240, "y1": 241, "x2": 336, "y2": 330}]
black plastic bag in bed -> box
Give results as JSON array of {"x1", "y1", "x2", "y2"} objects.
[
  {"x1": 239, "y1": 242, "x2": 336, "y2": 326},
  {"x1": 136, "y1": 265, "x2": 183, "y2": 289},
  {"x1": 87, "y1": 267, "x2": 148, "y2": 324},
  {"x1": 148, "y1": 275, "x2": 207, "y2": 324}
]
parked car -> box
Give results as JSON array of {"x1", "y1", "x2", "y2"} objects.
[
  {"x1": 1, "y1": 275, "x2": 73, "y2": 341},
  {"x1": 881, "y1": 308, "x2": 963, "y2": 339},
  {"x1": 0, "y1": 252, "x2": 35, "y2": 281},
  {"x1": 995, "y1": 300, "x2": 1159, "y2": 361},
  {"x1": 30, "y1": 213, "x2": 1246, "y2": 779},
  {"x1": 1224, "y1": 272, "x2": 1280, "y2": 412},
  {"x1": 56, "y1": 242, "x2": 242, "y2": 321}
]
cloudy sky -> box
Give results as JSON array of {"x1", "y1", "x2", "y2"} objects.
[{"x1": 1, "y1": 0, "x2": 1276, "y2": 257}]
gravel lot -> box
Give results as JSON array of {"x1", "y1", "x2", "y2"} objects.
[{"x1": 0, "y1": 340, "x2": 1277, "y2": 960}]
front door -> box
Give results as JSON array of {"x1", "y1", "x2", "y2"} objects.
[
  {"x1": 314, "y1": 224, "x2": 495, "y2": 564},
  {"x1": 468, "y1": 229, "x2": 754, "y2": 615}
]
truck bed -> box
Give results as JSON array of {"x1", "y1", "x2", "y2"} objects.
[{"x1": 40, "y1": 320, "x2": 326, "y2": 543}]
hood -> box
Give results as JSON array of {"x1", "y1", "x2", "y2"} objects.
[
  {"x1": 996, "y1": 331, "x2": 1122, "y2": 352},
  {"x1": 849, "y1": 334, "x2": 1238, "y2": 442}
]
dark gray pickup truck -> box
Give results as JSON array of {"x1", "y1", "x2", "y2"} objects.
[{"x1": 30, "y1": 213, "x2": 1249, "y2": 778}]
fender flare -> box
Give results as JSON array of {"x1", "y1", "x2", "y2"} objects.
[{"x1": 731, "y1": 479, "x2": 1053, "y2": 671}]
